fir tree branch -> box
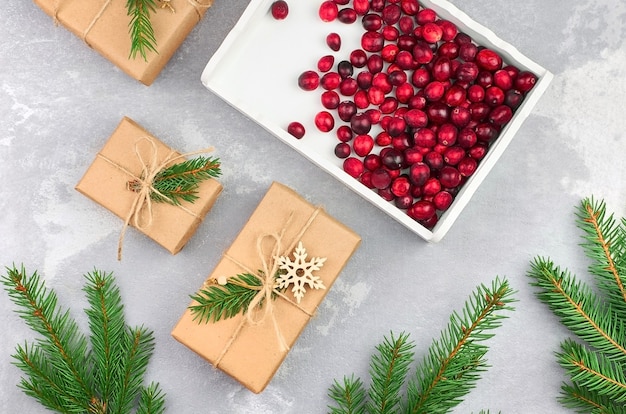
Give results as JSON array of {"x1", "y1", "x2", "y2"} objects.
[
  {"x1": 127, "y1": 0, "x2": 158, "y2": 61},
  {"x1": 1, "y1": 265, "x2": 94, "y2": 410},
  {"x1": 558, "y1": 339, "x2": 626, "y2": 403},
  {"x1": 84, "y1": 270, "x2": 127, "y2": 408},
  {"x1": 328, "y1": 375, "x2": 367, "y2": 414},
  {"x1": 136, "y1": 382, "x2": 166, "y2": 414},
  {"x1": 576, "y1": 198, "x2": 626, "y2": 318},
  {"x1": 528, "y1": 257, "x2": 626, "y2": 361},
  {"x1": 150, "y1": 156, "x2": 221, "y2": 206},
  {"x1": 189, "y1": 273, "x2": 264, "y2": 323},
  {"x1": 560, "y1": 382, "x2": 624, "y2": 414},
  {"x1": 406, "y1": 277, "x2": 515, "y2": 414},
  {"x1": 113, "y1": 326, "x2": 157, "y2": 414},
  {"x1": 367, "y1": 332, "x2": 414, "y2": 414}
]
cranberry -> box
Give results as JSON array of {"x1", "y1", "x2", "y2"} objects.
[
  {"x1": 375, "y1": 131, "x2": 392, "y2": 146},
  {"x1": 317, "y1": 55, "x2": 334, "y2": 72},
  {"x1": 361, "y1": 31, "x2": 385, "y2": 52},
  {"x1": 426, "y1": 102, "x2": 450, "y2": 124},
  {"x1": 414, "y1": 127, "x2": 436, "y2": 147},
  {"x1": 367, "y1": 86, "x2": 385, "y2": 105},
  {"x1": 488, "y1": 105, "x2": 513, "y2": 126},
  {"x1": 315, "y1": 111, "x2": 334, "y2": 132},
  {"x1": 391, "y1": 176, "x2": 411, "y2": 197},
  {"x1": 395, "y1": 50, "x2": 415, "y2": 70},
  {"x1": 360, "y1": 171, "x2": 374, "y2": 188},
  {"x1": 365, "y1": 108, "x2": 382, "y2": 124},
  {"x1": 444, "y1": 84, "x2": 466, "y2": 106},
  {"x1": 422, "y1": 177, "x2": 442, "y2": 196},
  {"x1": 493, "y1": 69, "x2": 513, "y2": 91},
  {"x1": 298, "y1": 70, "x2": 320, "y2": 91},
  {"x1": 400, "y1": 0, "x2": 419, "y2": 15},
  {"x1": 338, "y1": 8, "x2": 357, "y2": 23},
  {"x1": 475, "y1": 123, "x2": 499, "y2": 142},
  {"x1": 387, "y1": 117, "x2": 406, "y2": 137},
  {"x1": 424, "y1": 151, "x2": 444, "y2": 170},
  {"x1": 468, "y1": 143, "x2": 488, "y2": 160},
  {"x1": 424, "y1": 81, "x2": 445, "y2": 101},
  {"x1": 381, "y1": 44, "x2": 400, "y2": 62},
  {"x1": 339, "y1": 77, "x2": 359, "y2": 96},
  {"x1": 382, "y1": 3, "x2": 402, "y2": 25},
  {"x1": 409, "y1": 162, "x2": 430, "y2": 186},
  {"x1": 437, "y1": 123, "x2": 458, "y2": 146},
  {"x1": 364, "y1": 154, "x2": 382, "y2": 171},
  {"x1": 382, "y1": 25, "x2": 400, "y2": 41},
  {"x1": 337, "y1": 101, "x2": 357, "y2": 122},
  {"x1": 437, "y1": 41, "x2": 459, "y2": 60},
  {"x1": 336, "y1": 125, "x2": 353, "y2": 142},
  {"x1": 379, "y1": 97, "x2": 399, "y2": 114},
  {"x1": 354, "y1": 90, "x2": 369, "y2": 109},
  {"x1": 391, "y1": 133, "x2": 412, "y2": 151},
  {"x1": 454, "y1": 32, "x2": 472, "y2": 45},
  {"x1": 321, "y1": 90, "x2": 340, "y2": 109},
  {"x1": 477, "y1": 70, "x2": 494, "y2": 88},
  {"x1": 411, "y1": 67, "x2": 431, "y2": 88},
  {"x1": 475, "y1": 49, "x2": 503, "y2": 71},
  {"x1": 378, "y1": 187, "x2": 395, "y2": 201},
  {"x1": 351, "y1": 113, "x2": 372, "y2": 134},
  {"x1": 353, "y1": 0, "x2": 370, "y2": 14},
  {"x1": 432, "y1": 57, "x2": 452, "y2": 81},
  {"x1": 439, "y1": 166, "x2": 462, "y2": 188},
  {"x1": 438, "y1": 20, "x2": 458, "y2": 41},
  {"x1": 395, "y1": 195, "x2": 413, "y2": 209},
  {"x1": 404, "y1": 147, "x2": 423, "y2": 165},
  {"x1": 353, "y1": 134, "x2": 374, "y2": 156},
  {"x1": 367, "y1": 54, "x2": 384, "y2": 73},
  {"x1": 287, "y1": 121, "x2": 305, "y2": 138},
  {"x1": 404, "y1": 109, "x2": 428, "y2": 128},
  {"x1": 333, "y1": 0, "x2": 349, "y2": 4},
  {"x1": 416, "y1": 8, "x2": 437, "y2": 25},
  {"x1": 326, "y1": 32, "x2": 341, "y2": 51},
  {"x1": 321, "y1": 72, "x2": 341, "y2": 90},
  {"x1": 357, "y1": 71, "x2": 373, "y2": 89},
  {"x1": 458, "y1": 156, "x2": 478, "y2": 177},
  {"x1": 422, "y1": 22, "x2": 443, "y2": 43},
  {"x1": 395, "y1": 83, "x2": 414, "y2": 103},
  {"x1": 458, "y1": 42, "x2": 478, "y2": 61},
  {"x1": 270, "y1": 1, "x2": 289, "y2": 19},
  {"x1": 433, "y1": 190, "x2": 454, "y2": 211},
  {"x1": 455, "y1": 62, "x2": 479, "y2": 82},
  {"x1": 457, "y1": 128, "x2": 477, "y2": 148},
  {"x1": 335, "y1": 142, "x2": 351, "y2": 158},
  {"x1": 412, "y1": 41, "x2": 434, "y2": 64},
  {"x1": 350, "y1": 50, "x2": 368, "y2": 68},
  {"x1": 370, "y1": 168, "x2": 392, "y2": 189},
  {"x1": 398, "y1": 16, "x2": 414, "y2": 34},
  {"x1": 469, "y1": 102, "x2": 490, "y2": 121},
  {"x1": 408, "y1": 93, "x2": 427, "y2": 110},
  {"x1": 370, "y1": 0, "x2": 385, "y2": 12},
  {"x1": 504, "y1": 89, "x2": 524, "y2": 109},
  {"x1": 515, "y1": 71, "x2": 537, "y2": 92},
  {"x1": 362, "y1": 13, "x2": 382, "y2": 31},
  {"x1": 467, "y1": 84, "x2": 485, "y2": 102},
  {"x1": 485, "y1": 86, "x2": 505, "y2": 106},
  {"x1": 443, "y1": 146, "x2": 465, "y2": 166},
  {"x1": 381, "y1": 148, "x2": 404, "y2": 170},
  {"x1": 319, "y1": 1, "x2": 339, "y2": 21},
  {"x1": 450, "y1": 107, "x2": 471, "y2": 128},
  {"x1": 420, "y1": 213, "x2": 438, "y2": 229},
  {"x1": 408, "y1": 199, "x2": 436, "y2": 221},
  {"x1": 343, "y1": 157, "x2": 364, "y2": 178}
]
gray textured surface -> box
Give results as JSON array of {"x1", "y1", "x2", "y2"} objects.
[{"x1": 1, "y1": 0, "x2": 625, "y2": 413}]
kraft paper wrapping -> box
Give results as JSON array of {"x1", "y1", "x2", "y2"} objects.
[
  {"x1": 34, "y1": 0, "x2": 214, "y2": 85},
  {"x1": 171, "y1": 182, "x2": 361, "y2": 393},
  {"x1": 76, "y1": 116, "x2": 222, "y2": 256}
]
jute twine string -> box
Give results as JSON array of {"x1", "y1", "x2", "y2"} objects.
[
  {"x1": 210, "y1": 208, "x2": 322, "y2": 367},
  {"x1": 97, "y1": 136, "x2": 215, "y2": 260},
  {"x1": 51, "y1": 0, "x2": 213, "y2": 45}
]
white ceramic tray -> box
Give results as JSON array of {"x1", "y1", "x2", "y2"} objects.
[{"x1": 201, "y1": 0, "x2": 553, "y2": 242}]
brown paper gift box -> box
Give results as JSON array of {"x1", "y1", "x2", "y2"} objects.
[
  {"x1": 76, "y1": 116, "x2": 222, "y2": 256},
  {"x1": 171, "y1": 182, "x2": 361, "y2": 393},
  {"x1": 34, "y1": 0, "x2": 213, "y2": 85}
]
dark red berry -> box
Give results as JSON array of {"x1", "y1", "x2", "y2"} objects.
[
  {"x1": 326, "y1": 32, "x2": 341, "y2": 51},
  {"x1": 319, "y1": 1, "x2": 339, "y2": 21},
  {"x1": 287, "y1": 121, "x2": 305, "y2": 138},
  {"x1": 315, "y1": 111, "x2": 334, "y2": 132},
  {"x1": 343, "y1": 157, "x2": 364, "y2": 178},
  {"x1": 270, "y1": 0, "x2": 289, "y2": 19},
  {"x1": 298, "y1": 70, "x2": 319, "y2": 91}
]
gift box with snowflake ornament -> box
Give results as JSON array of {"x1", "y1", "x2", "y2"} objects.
[{"x1": 171, "y1": 182, "x2": 361, "y2": 393}]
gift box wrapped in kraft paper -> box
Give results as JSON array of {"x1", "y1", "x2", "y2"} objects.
[
  {"x1": 76, "y1": 116, "x2": 222, "y2": 259},
  {"x1": 34, "y1": 0, "x2": 214, "y2": 85},
  {"x1": 171, "y1": 182, "x2": 361, "y2": 393}
]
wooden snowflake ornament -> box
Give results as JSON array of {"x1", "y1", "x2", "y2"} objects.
[{"x1": 275, "y1": 242, "x2": 326, "y2": 303}]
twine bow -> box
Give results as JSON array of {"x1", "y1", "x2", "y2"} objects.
[
  {"x1": 97, "y1": 136, "x2": 215, "y2": 260},
  {"x1": 213, "y1": 208, "x2": 322, "y2": 367}
]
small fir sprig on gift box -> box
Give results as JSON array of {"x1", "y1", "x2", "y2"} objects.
[
  {"x1": 2, "y1": 265, "x2": 165, "y2": 414},
  {"x1": 128, "y1": 155, "x2": 221, "y2": 206},
  {"x1": 328, "y1": 277, "x2": 515, "y2": 414},
  {"x1": 127, "y1": 0, "x2": 177, "y2": 61},
  {"x1": 528, "y1": 197, "x2": 626, "y2": 413}
]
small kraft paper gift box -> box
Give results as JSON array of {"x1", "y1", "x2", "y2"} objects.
[
  {"x1": 171, "y1": 182, "x2": 361, "y2": 393},
  {"x1": 34, "y1": 0, "x2": 214, "y2": 85},
  {"x1": 76, "y1": 116, "x2": 222, "y2": 259}
]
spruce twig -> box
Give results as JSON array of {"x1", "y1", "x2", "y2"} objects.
[
  {"x1": 528, "y1": 197, "x2": 626, "y2": 412},
  {"x1": 2, "y1": 265, "x2": 165, "y2": 414},
  {"x1": 189, "y1": 273, "x2": 265, "y2": 323},
  {"x1": 127, "y1": 0, "x2": 159, "y2": 61},
  {"x1": 328, "y1": 277, "x2": 515, "y2": 414},
  {"x1": 128, "y1": 156, "x2": 221, "y2": 206}
]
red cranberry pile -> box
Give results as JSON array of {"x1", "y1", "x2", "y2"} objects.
[{"x1": 294, "y1": 0, "x2": 537, "y2": 229}]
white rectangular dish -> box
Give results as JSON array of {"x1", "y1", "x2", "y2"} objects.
[{"x1": 201, "y1": 0, "x2": 553, "y2": 242}]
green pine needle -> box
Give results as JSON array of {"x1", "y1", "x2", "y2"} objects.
[
  {"x1": 328, "y1": 375, "x2": 367, "y2": 414},
  {"x1": 2, "y1": 265, "x2": 165, "y2": 413},
  {"x1": 528, "y1": 197, "x2": 626, "y2": 411},
  {"x1": 367, "y1": 332, "x2": 415, "y2": 414},
  {"x1": 150, "y1": 156, "x2": 221, "y2": 206},
  {"x1": 136, "y1": 382, "x2": 166, "y2": 414},
  {"x1": 328, "y1": 277, "x2": 515, "y2": 414},
  {"x1": 127, "y1": 0, "x2": 158, "y2": 61},
  {"x1": 189, "y1": 273, "x2": 263, "y2": 323}
]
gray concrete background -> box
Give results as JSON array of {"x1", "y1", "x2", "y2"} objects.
[{"x1": 2, "y1": 0, "x2": 625, "y2": 412}]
